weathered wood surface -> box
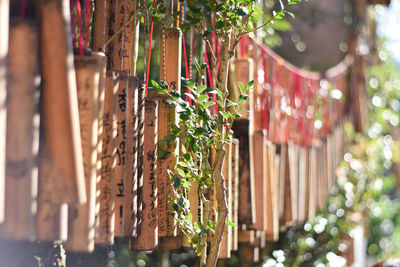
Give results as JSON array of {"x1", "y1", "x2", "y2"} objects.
[
  {"x1": 132, "y1": 99, "x2": 158, "y2": 251},
  {"x1": 231, "y1": 139, "x2": 239, "y2": 250},
  {"x1": 0, "y1": 19, "x2": 40, "y2": 240},
  {"x1": 288, "y1": 143, "x2": 299, "y2": 223},
  {"x1": 308, "y1": 146, "x2": 317, "y2": 220},
  {"x1": 96, "y1": 71, "x2": 118, "y2": 245},
  {"x1": 66, "y1": 55, "x2": 100, "y2": 252},
  {"x1": 37, "y1": 0, "x2": 86, "y2": 204},
  {"x1": 92, "y1": 0, "x2": 106, "y2": 52}
]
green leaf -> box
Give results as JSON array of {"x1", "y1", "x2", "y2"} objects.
[
  {"x1": 226, "y1": 220, "x2": 237, "y2": 227},
  {"x1": 204, "y1": 101, "x2": 215, "y2": 108},
  {"x1": 196, "y1": 85, "x2": 208, "y2": 94},
  {"x1": 207, "y1": 220, "x2": 215, "y2": 229},
  {"x1": 176, "y1": 168, "x2": 186, "y2": 177},
  {"x1": 173, "y1": 175, "x2": 180, "y2": 188},
  {"x1": 238, "y1": 82, "x2": 245, "y2": 94},
  {"x1": 198, "y1": 94, "x2": 208, "y2": 103},
  {"x1": 246, "y1": 80, "x2": 254, "y2": 90}
]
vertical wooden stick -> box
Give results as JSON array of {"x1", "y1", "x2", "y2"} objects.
[
  {"x1": 132, "y1": 98, "x2": 158, "y2": 250},
  {"x1": 114, "y1": 0, "x2": 134, "y2": 71},
  {"x1": 114, "y1": 71, "x2": 128, "y2": 237},
  {"x1": 272, "y1": 146, "x2": 280, "y2": 238},
  {"x1": 92, "y1": 0, "x2": 107, "y2": 52},
  {"x1": 263, "y1": 140, "x2": 273, "y2": 241},
  {"x1": 0, "y1": 0, "x2": 9, "y2": 223},
  {"x1": 37, "y1": 0, "x2": 86, "y2": 204},
  {"x1": 308, "y1": 146, "x2": 317, "y2": 220},
  {"x1": 124, "y1": 76, "x2": 139, "y2": 237},
  {"x1": 66, "y1": 55, "x2": 100, "y2": 252},
  {"x1": 298, "y1": 147, "x2": 308, "y2": 222},
  {"x1": 96, "y1": 71, "x2": 118, "y2": 245},
  {"x1": 0, "y1": 19, "x2": 40, "y2": 240}
]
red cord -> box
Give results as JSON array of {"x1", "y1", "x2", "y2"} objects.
[
  {"x1": 145, "y1": 0, "x2": 157, "y2": 97},
  {"x1": 19, "y1": 0, "x2": 27, "y2": 18},
  {"x1": 85, "y1": 0, "x2": 90, "y2": 48},
  {"x1": 75, "y1": 0, "x2": 84, "y2": 56}
]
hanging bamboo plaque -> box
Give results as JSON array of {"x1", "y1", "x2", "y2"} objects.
[
  {"x1": 308, "y1": 146, "x2": 317, "y2": 220},
  {"x1": 0, "y1": 0, "x2": 9, "y2": 223},
  {"x1": 232, "y1": 118, "x2": 256, "y2": 225},
  {"x1": 264, "y1": 141, "x2": 274, "y2": 241},
  {"x1": 278, "y1": 144, "x2": 292, "y2": 226},
  {"x1": 92, "y1": 0, "x2": 106, "y2": 52},
  {"x1": 0, "y1": 19, "x2": 40, "y2": 240},
  {"x1": 157, "y1": 100, "x2": 180, "y2": 242},
  {"x1": 124, "y1": 76, "x2": 139, "y2": 237},
  {"x1": 114, "y1": 71, "x2": 128, "y2": 237},
  {"x1": 94, "y1": 52, "x2": 106, "y2": 238},
  {"x1": 231, "y1": 139, "x2": 239, "y2": 251},
  {"x1": 37, "y1": 0, "x2": 86, "y2": 204},
  {"x1": 249, "y1": 131, "x2": 266, "y2": 231},
  {"x1": 132, "y1": 98, "x2": 158, "y2": 251},
  {"x1": 272, "y1": 147, "x2": 280, "y2": 239},
  {"x1": 66, "y1": 55, "x2": 100, "y2": 252},
  {"x1": 96, "y1": 71, "x2": 118, "y2": 245},
  {"x1": 298, "y1": 147, "x2": 308, "y2": 222},
  {"x1": 288, "y1": 143, "x2": 299, "y2": 222},
  {"x1": 115, "y1": 0, "x2": 134, "y2": 71}
]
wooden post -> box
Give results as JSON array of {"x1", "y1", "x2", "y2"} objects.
[
  {"x1": 66, "y1": 55, "x2": 100, "y2": 252},
  {"x1": 298, "y1": 147, "x2": 308, "y2": 222},
  {"x1": 96, "y1": 71, "x2": 118, "y2": 245},
  {"x1": 114, "y1": 71, "x2": 128, "y2": 237},
  {"x1": 0, "y1": 0, "x2": 9, "y2": 223},
  {"x1": 132, "y1": 98, "x2": 158, "y2": 250},
  {"x1": 308, "y1": 146, "x2": 317, "y2": 220},
  {"x1": 124, "y1": 76, "x2": 139, "y2": 237},
  {"x1": 279, "y1": 144, "x2": 292, "y2": 226},
  {"x1": 37, "y1": 0, "x2": 86, "y2": 204},
  {"x1": 94, "y1": 52, "x2": 107, "y2": 239},
  {"x1": 267, "y1": 142, "x2": 279, "y2": 241},
  {"x1": 232, "y1": 118, "x2": 256, "y2": 226},
  {"x1": 231, "y1": 139, "x2": 239, "y2": 251},
  {"x1": 219, "y1": 141, "x2": 233, "y2": 259},
  {"x1": 0, "y1": 19, "x2": 40, "y2": 240},
  {"x1": 273, "y1": 147, "x2": 281, "y2": 236},
  {"x1": 263, "y1": 141, "x2": 273, "y2": 241}
]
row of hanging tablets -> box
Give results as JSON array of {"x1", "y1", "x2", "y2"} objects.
[{"x1": 0, "y1": 0, "x2": 350, "y2": 260}]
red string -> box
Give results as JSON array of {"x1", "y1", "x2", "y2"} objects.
[
  {"x1": 145, "y1": 0, "x2": 157, "y2": 97},
  {"x1": 19, "y1": 0, "x2": 27, "y2": 18},
  {"x1": 85, "y1": 0, "x2": 90, "y2": 48},
  {"x1": 75, "y1": 0, "x2": 84, "y2": 56},
  {"x1": 203, "y1": 43, "x2": 217, "y2": 112}
]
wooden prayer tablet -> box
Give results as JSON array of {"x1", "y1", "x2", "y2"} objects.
[
  {"x1": 239, "y1": 243, "x2": 259, "y2": 264},
  {"x1": 96, "y1": 71, "x2": 118, "y2": 245},
  {"x1": 288, "y1": 143, "x2": 299, "y2": 223},
  {"x1": 0, "y1": 0, "x2": 9, "y2": 223},
  {"x1": 219, "y1": 141, "x2": 233, "y2": 259},
  {"x1": 231, "y1": 139, "x2": 240, "y2": 251},
  {"x1": 114, "y1": 71, "x2": 128, "y2": 237},
  {"x1": 105, "y1": 0, "x2": 117, "y2": 70},
  {"x1": 37, "y1": 0, "x2": 86, "y2": 204},
  {"x1": 114, "y1": 0, "x2": 134, "y2": 71},
  {"x1": 248, "y1": 131, "x2": 266, "y2": 231},
  {"x1": 264, "y1": 141, "x2": 274, "y2": 241},
  {"x1": 0, "y1": 19, "x2": 40, "y2": 241},
  {"x1": 132, "y1": 99, "x2": 158, "y2": 251},
  {"x1": 159, "y1": 28, "x2": 182, "y2": 93},
  {"x1": 267, "y1": 142, "x2": 279, "y2": 241},
  {"x1": 232, "y1": 58, "x2": 254, "y2": 118},
  {"x1": 327, "y1": 135, "x2": 334, "y2": 195},
  {"x1": 124, "y1": 76, "x2": 139, "y2": 238},
  {"x1": 238, "y1": 230, "x2": 255, "y2": 244},
  {"x1": 66, "y1": 55, "x2": 100, "y2": 252},
  {"x1": 278, "y1": 144, "x2": 293, "y2": 226},
  {"x1": 93, "y1": 52, "x2": 106, "y2": 238},
  {"x1": 232, "y1": 118, "x2": 256, "y2": 226},
  {"x1": 157, "y1": 99, "x2": 180, "y2": 240},
  {"x1": 91, "y1": 0, "x2": 106, "y2": 52}
]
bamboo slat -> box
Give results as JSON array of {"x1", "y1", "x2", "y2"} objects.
[
  {"x1": 115, "y1": 0, "x2": 134, "y2": 71},
  {"x1": 92, "y1": 0, "x2": 106, "y2": 52},
  {"x1": 124, "y1": 76, "x2": 139, "y2": 237},
  {"x1": 267, "y1": 142, "x2": 279, "y2": 241},
  {"x1": 114, "y1": 71, "x2": 128, "y2": 237},
  {"x1": 66, "y1": 55, "x2": 100, "y2": 252},
  {"x1": 288, "y1": 143, "x2": 299, "y2": 222},
  {"x1": 0, "y1": 0, "x2": 9, "y2": 223},
  {"x1": 279, "y1": 144, "x2": 292, "y2": 226},
  {"x1": 96, "y1": 71, "x2": 118, "y2": 245},
  {"x1": 0, "y1": 19, "x2": 40, "y2": 240},
  {"x1": 298, "y1": 147, "x2": 308, "y2": 222},
  {"x1": 132, "y1": 99, "x2": 158, "y2": 250},
  {"x1": 308, "y1": 146, "x2": 317, "y2": 220},
  {"x1": 232, "y1": 118, "x2": 256, "y2": 226},
  {"x1": 264, "y1": 141, "x2": 273, "y2": 241},
  {"x1": 37, "y1": 0, "x2": 86, "y2": 204}
]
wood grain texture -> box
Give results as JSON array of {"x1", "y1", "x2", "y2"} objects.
[
  {"x1": 92, "y1": 0, "x2": 106, "y2": 52},
  {"x1": 231, "y1": 139, "x2": 239, "y2": 251},
  {"x1": 37, "y1": 0, "x2": 86, "y2": 204},
  {"x1": 66, "y1": 55, "x2": 100, "y2": 252},
  {"x1": 96, "y1": 71, "x2": 118, "y2": 245},
  {"x1": 0, "y1": 19, "x2": 40, "y2": 240},
  {"x1": 132, "y1": 99, "x2": 158, "y2": 250}
]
